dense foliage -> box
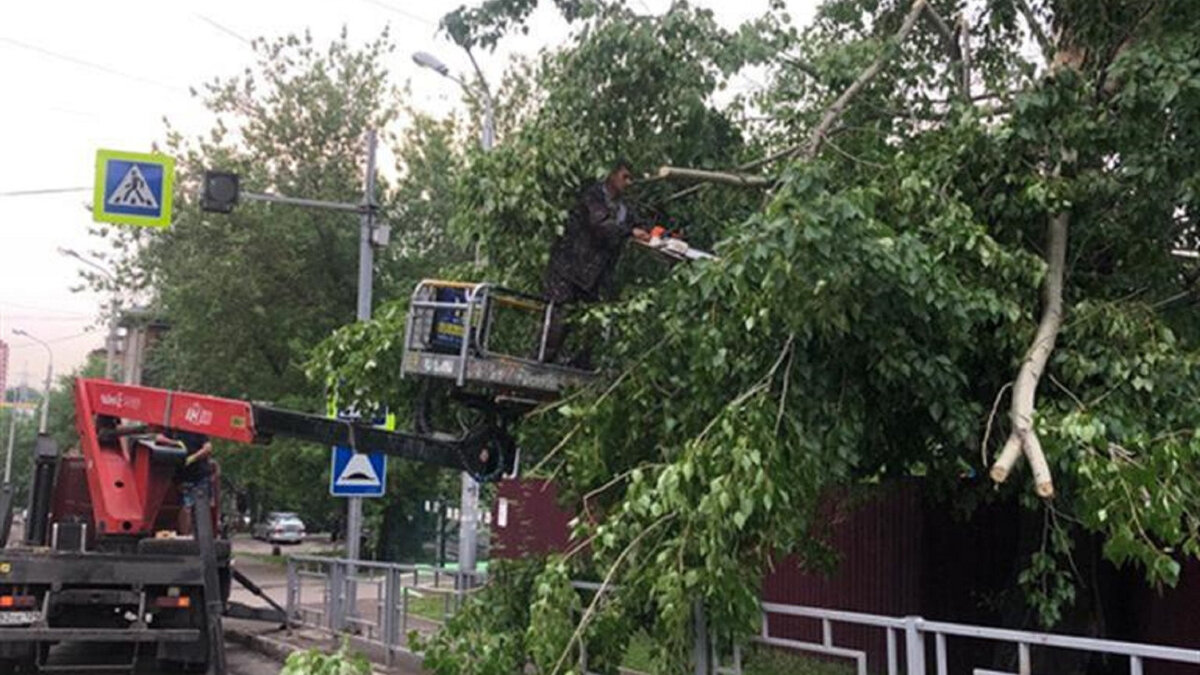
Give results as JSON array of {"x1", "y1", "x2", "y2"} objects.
[
  {"x1": 311, "y1": 0, "x2": 1200, "y2": 672},
  {"x1": 80, "y1": 0, "x2": 1200, "y2": 671}
]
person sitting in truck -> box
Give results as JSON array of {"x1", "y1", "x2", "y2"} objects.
[
  {"x1": 543, "y1": 158, "x2": 651, "y2": 365},
  {"x1": 158, "y1": 430, "x2": 213, "y2": 536}
]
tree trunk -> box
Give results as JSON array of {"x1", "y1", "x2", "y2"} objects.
[{"x1": 990, "y1": 211, "x2": 1068, "y2": 498}]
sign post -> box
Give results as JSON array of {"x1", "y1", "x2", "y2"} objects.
[{"x1": 93, "y1": 149, "x2": 175, "y2": 228}]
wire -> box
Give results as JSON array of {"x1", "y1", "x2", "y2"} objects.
[
  {"x1": 0, "y1": 187, "x2": 90, "y2": 197},
  {"x1": 8, "y1": 331, "x2": 97, "y2": 349},
  {"x1": 0, "y1": 36, "x2": 187, "y2": 94},
  {"x1": 195, "y1": 14, "x2": 252, "y2": 46},
  {"x1": 3, "y1": 315, "x2": 96, "y2": 323},
  {"x1": 358, "y1": 0, "x2": 438, "y2": 27},
  {"x1": 0, "y1": 302, "x2": 93, "y2": 316}
]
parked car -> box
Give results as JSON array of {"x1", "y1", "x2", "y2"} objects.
[{"x1": 252, "y1": 511, "x2": 306, "y2": 544}]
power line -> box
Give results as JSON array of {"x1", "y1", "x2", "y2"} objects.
[
  {"x1": 3, "y1": 316, "x2": 96, "y2": 323},
  {"x1": 0, "y1": 187, "x2": 90, "y2": 197},
  {"x1": 358, "y1": 0, "x2": 438, "y2": 27},
  {"x1": 195, "y1": 14, "x2": 253, "y2": 47},
  {"x1": 8, "y1": 332, "x2": 97, "y2": 350},
  {"x1": 0, "y1": 302, "x2": 93, "y2": 317},
  {"x1": 0, "y1": 35, "x2": 187, "y2": 95}
]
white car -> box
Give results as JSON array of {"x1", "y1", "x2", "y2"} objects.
[{"x1": 252, "y1": 512, "x2": 306, "y2": 544}]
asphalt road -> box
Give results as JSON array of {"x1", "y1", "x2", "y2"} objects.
[{"x1": 40, "y1": 640, "x2": 284, "y2": 675}]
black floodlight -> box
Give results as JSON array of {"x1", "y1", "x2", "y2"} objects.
[{"x1": 201, "y1": 171, "x2": 240, "y2": 213}]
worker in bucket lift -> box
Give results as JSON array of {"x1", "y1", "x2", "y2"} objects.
[
  {"x1": 543, "y1": 158, "x2": 651, "y2": 366},
  {"x1": 157, "y1": 430, "x2": 213, "y2": 536}
]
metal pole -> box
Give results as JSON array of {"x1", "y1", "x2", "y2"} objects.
[
  {"x1": 14, "y1": 333, "x2": 53, "y2": 435},
  {"x1": 38, "y1": 354, "x2": 51, "y2": 434},
  {"x1": 346, "y1": 129, "x2": 377, "y2": 569},
  {"x1": 692, "y1": 599, "x2": 710, "y2": 675},
  {"x1": 457, "y1": 69, "x2": 496, "y2": 580},
  {"x1": 3, "y1": 402, "x2": 17, "y2": 483},
  {"x1": 242, "y1": 191, "x2": 363, "y2": 213},
  {"x1": 56, "y1": 249, "x2": 119, "y2": 380},
  {"x1": 104, "y1": 302, "x2": 119, "y2": 381},
  {"x1": 480, "y1": 94, "x2": 495, "y2": 151}
]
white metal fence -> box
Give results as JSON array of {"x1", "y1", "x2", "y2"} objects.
[
  {"x1": 713, "y1": 602, "x2": 1200, "y2": 675},
  {"x1": 285, "y1": 556, "x2": 1200, "y2": 674}
]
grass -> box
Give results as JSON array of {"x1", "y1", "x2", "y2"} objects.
[
  {"x1": 401, "y1": 589, "x2": 455, "y2": 621},
  {"x1": 741, "y1": 645, "x2": 854, "y2": 675},
  {"x1": 619, "y1": 636, "x2": 853, "y2": 675},
  {"x1": 240, "y1": 551, "x2": 288, "y2": 565},
  {"x1": 621, "y1": 632, "x2": 655, "y2": 672}
]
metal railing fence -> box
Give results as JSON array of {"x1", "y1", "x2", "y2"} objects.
[
  {"x1": 284, "y1": 557, "x2": 1200, "y2": 675},
  {"x1": 711, "y1": 602, "x2": 1200, "y2": 675},
  {"x1": 284, "y1": 555, "x2": 486, "y2": 665}
]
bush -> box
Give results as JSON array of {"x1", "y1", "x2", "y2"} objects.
[{"x1": 278, "y1": 639, "x2": 370, "y2": 675}]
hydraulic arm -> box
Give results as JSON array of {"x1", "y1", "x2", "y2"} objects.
[{"x1": 74, "y1": 378, "x2": 514, "y2": 538}]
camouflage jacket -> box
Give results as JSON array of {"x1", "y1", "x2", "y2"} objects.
[{"x1": 546, "y1": 181, "x2": 638, "y2": 293}]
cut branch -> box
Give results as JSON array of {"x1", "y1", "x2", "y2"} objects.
[
  {"x1": 990, "y1": 212, "x2": 1068, "y2": 498},
  {"x1": 1014, "y1": 0, "x2": 1054, "y2": 63},
  {"x1": 922, "y1": 2, "x2": 965, "y2": 101},
  {"x1": 655, "y1": 166, "x2": 772, "y2": 187},
  {"x1": 664, "y1": 0, "x2": 930, "y2": 204},
  {"x1": 958, "y1": 13, "x2": 972, "y2": 98},
  {"x1": 781, "y1": 55, "x2": 822, "y2": 81},
  {"x1": 795, "y1": 0, "x2": 929, "y2": 160},
  {"x1": 550, "y1": 514, "x2": 674, "y2": 675}
]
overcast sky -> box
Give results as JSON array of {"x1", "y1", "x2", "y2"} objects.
[{"x1": 0, "y1": 0, "x2": 815, "y2": 388}]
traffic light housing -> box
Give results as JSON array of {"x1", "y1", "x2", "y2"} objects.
[{"x1": 201, "y1": 171, "x2": 240, "y2": 213}]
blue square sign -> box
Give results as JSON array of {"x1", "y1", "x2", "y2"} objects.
[
  {"x1": 93, "y1": 149, "x2": 174, "y2": 228},
  {"x1": 330, "y1": 446, "x2": 387, "y2": 497}
]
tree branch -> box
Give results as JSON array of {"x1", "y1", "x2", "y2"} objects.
[
  {"x1": 922, "y1": 2, "x2": 965, "y2": 99},
  {"x1": 780, "y1": 55, "x2": 822, "y2": 81},
  {"x1": 655, "y1": 165, "x2": 772, "y2": 187},
  {"x1": 958, "y1": 13, "x2": 972, "y2": 98},
  {"x1": 990, "y1": 211, "x2": 1068, "y2": 498},
  {"x1": 662, "y1": 0, "x2": 933, "y2": 204},
  {"x1": 550, "y1": 514, "x2": 674, "y2": 675},
  {"x1": 981, "y1": 381, "x2": 1013, "y2": 468},
  {"x1": 795, "y1": 0, "x2": 929, "y2": 160},
  {"x1": 1014, "y1": 0, "x2": 1054, "y2": 63}
]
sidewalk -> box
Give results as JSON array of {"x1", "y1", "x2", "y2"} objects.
[{"x1": 227, "y1": 541, "x2": 441, "y2": 674}]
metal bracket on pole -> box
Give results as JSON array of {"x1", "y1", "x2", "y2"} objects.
[{"x1": 241, "y1": 191, "x2": 365, "y2": 213}]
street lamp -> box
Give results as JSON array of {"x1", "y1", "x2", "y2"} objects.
[
  {"x1": 412, "y1": 50, "x2": 496, "y2": 151},
  {"x1": 58, "y1": 247, "x2": 120, "y2": 381},
  {"x1": 12, "y1": 329, "x2": 52, "y2": 434},
  {"x1": 413, "y1": 48, "x2": 498, "y2": 580}
]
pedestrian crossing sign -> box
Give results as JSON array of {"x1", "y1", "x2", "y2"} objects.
[{"x1": 93, "y1": 149, "x2": 175, "y2": 228}]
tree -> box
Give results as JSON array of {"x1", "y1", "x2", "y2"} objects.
[
  {"x1": 90, "y1": 29, "x2": 470, "y2": 545},
  {"x1": 315, "y1": 0, "x2": 1200, "y2": 671},
  {"x1": 0, "y1": 354, "x2": 105, "y2": 509}
]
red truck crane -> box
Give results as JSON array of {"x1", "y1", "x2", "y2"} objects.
[
  {"x1": 0, "y1": 377, "x2": 517, "y2": 674},
  {"x1": 0, "y1": 279, "x2": 597, "y2": 673}
]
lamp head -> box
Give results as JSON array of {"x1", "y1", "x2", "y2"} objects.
[{"x1": 413, "y1": 51, "x2": 450, "y2": 76}]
